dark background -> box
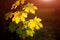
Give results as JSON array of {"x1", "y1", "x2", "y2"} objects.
[{"x1": 0, "y1": 0, "x2": 60, "y2": 40}]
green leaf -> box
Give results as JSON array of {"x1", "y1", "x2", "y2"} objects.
[
  {"x1": 16, "y1": 28, "x2": 23, "y2": 35},
  {"x1": 26, "y1": 30, "x2": 35, "y2": 37},
  {"x1": 9, "y1": 22, "x2": 17, "y2": 32}
]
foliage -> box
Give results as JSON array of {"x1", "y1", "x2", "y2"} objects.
[
  {"x1": 23, "y1": 3, "x2": 37, "y2": 14},
  {"x1": 5, "y1": 0, "x2": 43, "y2": 38}
]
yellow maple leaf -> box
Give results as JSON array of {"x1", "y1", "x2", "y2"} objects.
[
  {"x1": 20, "y1": 16, "x2": 25, "y2": 22},
  {"x1": 21, "y1": 12, "x2": 27, "y2": 18},
  {"x1": 28, "y1": 17, "x2": 43, "y2": 30},
  {"x1": 14, "y1": 11, "x2": 21, "y2": 17},
  {"x1": 12, "y1": 16, "x2": 21, "y2": 24},
  {"x1": 12, "y1": 11, "x2": 21, "y2": 24},
  {"x1": 38, "y1": 23, "x2": 43, "y2": 28},
  {"x1": 5, "y1": 12, "x2": 14, "y2": 20},
  {"x1": 20, "y1": 12, "x2": 27, "y2": 22},
  {"x1": 28, "y1": 19, "x2": 36, "y2": 30},
  {"x1": 12, "y1": 11, "x2": 27, "y2": 24},
  {"x1": 35, "y1": 25, "x2": 40, "y2": 30},
  {"x1": 34, "y1": 16, "x2": 42, "y2": 22},
  {"x1": 11, "y1": 0, "x2": 20, "y2": 10},
  {"x1": 34, "y1": 17, "x2": 43, "y2": 29},
  {"x1": 23, "y1": 3, "x2": 38, "y2": 14}
]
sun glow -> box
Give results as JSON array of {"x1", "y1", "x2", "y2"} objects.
[{"x1": 41, "y1": 0, "x2": 55, "y2": 2}]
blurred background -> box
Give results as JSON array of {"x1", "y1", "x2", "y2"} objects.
[{"x1": 0, "y1": 0, "x2": 60, "y2": 40}]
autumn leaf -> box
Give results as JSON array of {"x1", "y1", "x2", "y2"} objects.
[
  {"x1": 38, "y1": 23, "x2": 43, "y2": 28},
  {"x1": 18, "y1": 12, "x2": 27, "y2": 22},
  {"x1": 34, "y1": 17, "x2": 43, "y2": 30},
  {"x1": 12, "y1": 16, "x2": 21, "y2": 24},
  {"x1": 12, "y1": 11, "x2": 21, "y2": 24},
  {"x1": 28, "y1": 19, "x2": 36, "y2": 30},
  {"x1": 5, "y1": 12, "x2": 13, "y2": 20},
  {"x1": 34, "y1": 16, "x2": 42, "y2": 22},
  {"x1": 28, "y1": 17, "x2": 43, "y2": 30},
  {"x1": 12, "y1": 11, "x2": 28, "y2": 24},
  {"x1": 35, "y1": 25, "x2": 40, "y2": 30},
  {"x1": 11, "y1": 0, "x2": 25, "y2": 10},
  {"x1": 11, "y1": 0, "x2": 20, "y2": 10},
  {"x1": 23, "y1": 3, "x2": 38, "y2": 14}
]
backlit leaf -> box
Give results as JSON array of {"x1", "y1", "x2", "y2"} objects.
[
  {"x1": 11, "y1": 0, "x2": 20, "y2": 10},
  {"x1": 12, "y1": 11, "x2": 28, "y2": 24},
  {"x1": 5, "y1": 12, "x2": 13, "y2": 20},
  {"x1": 23, "y1": 3, "x2": 38, "y2": 14}
]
